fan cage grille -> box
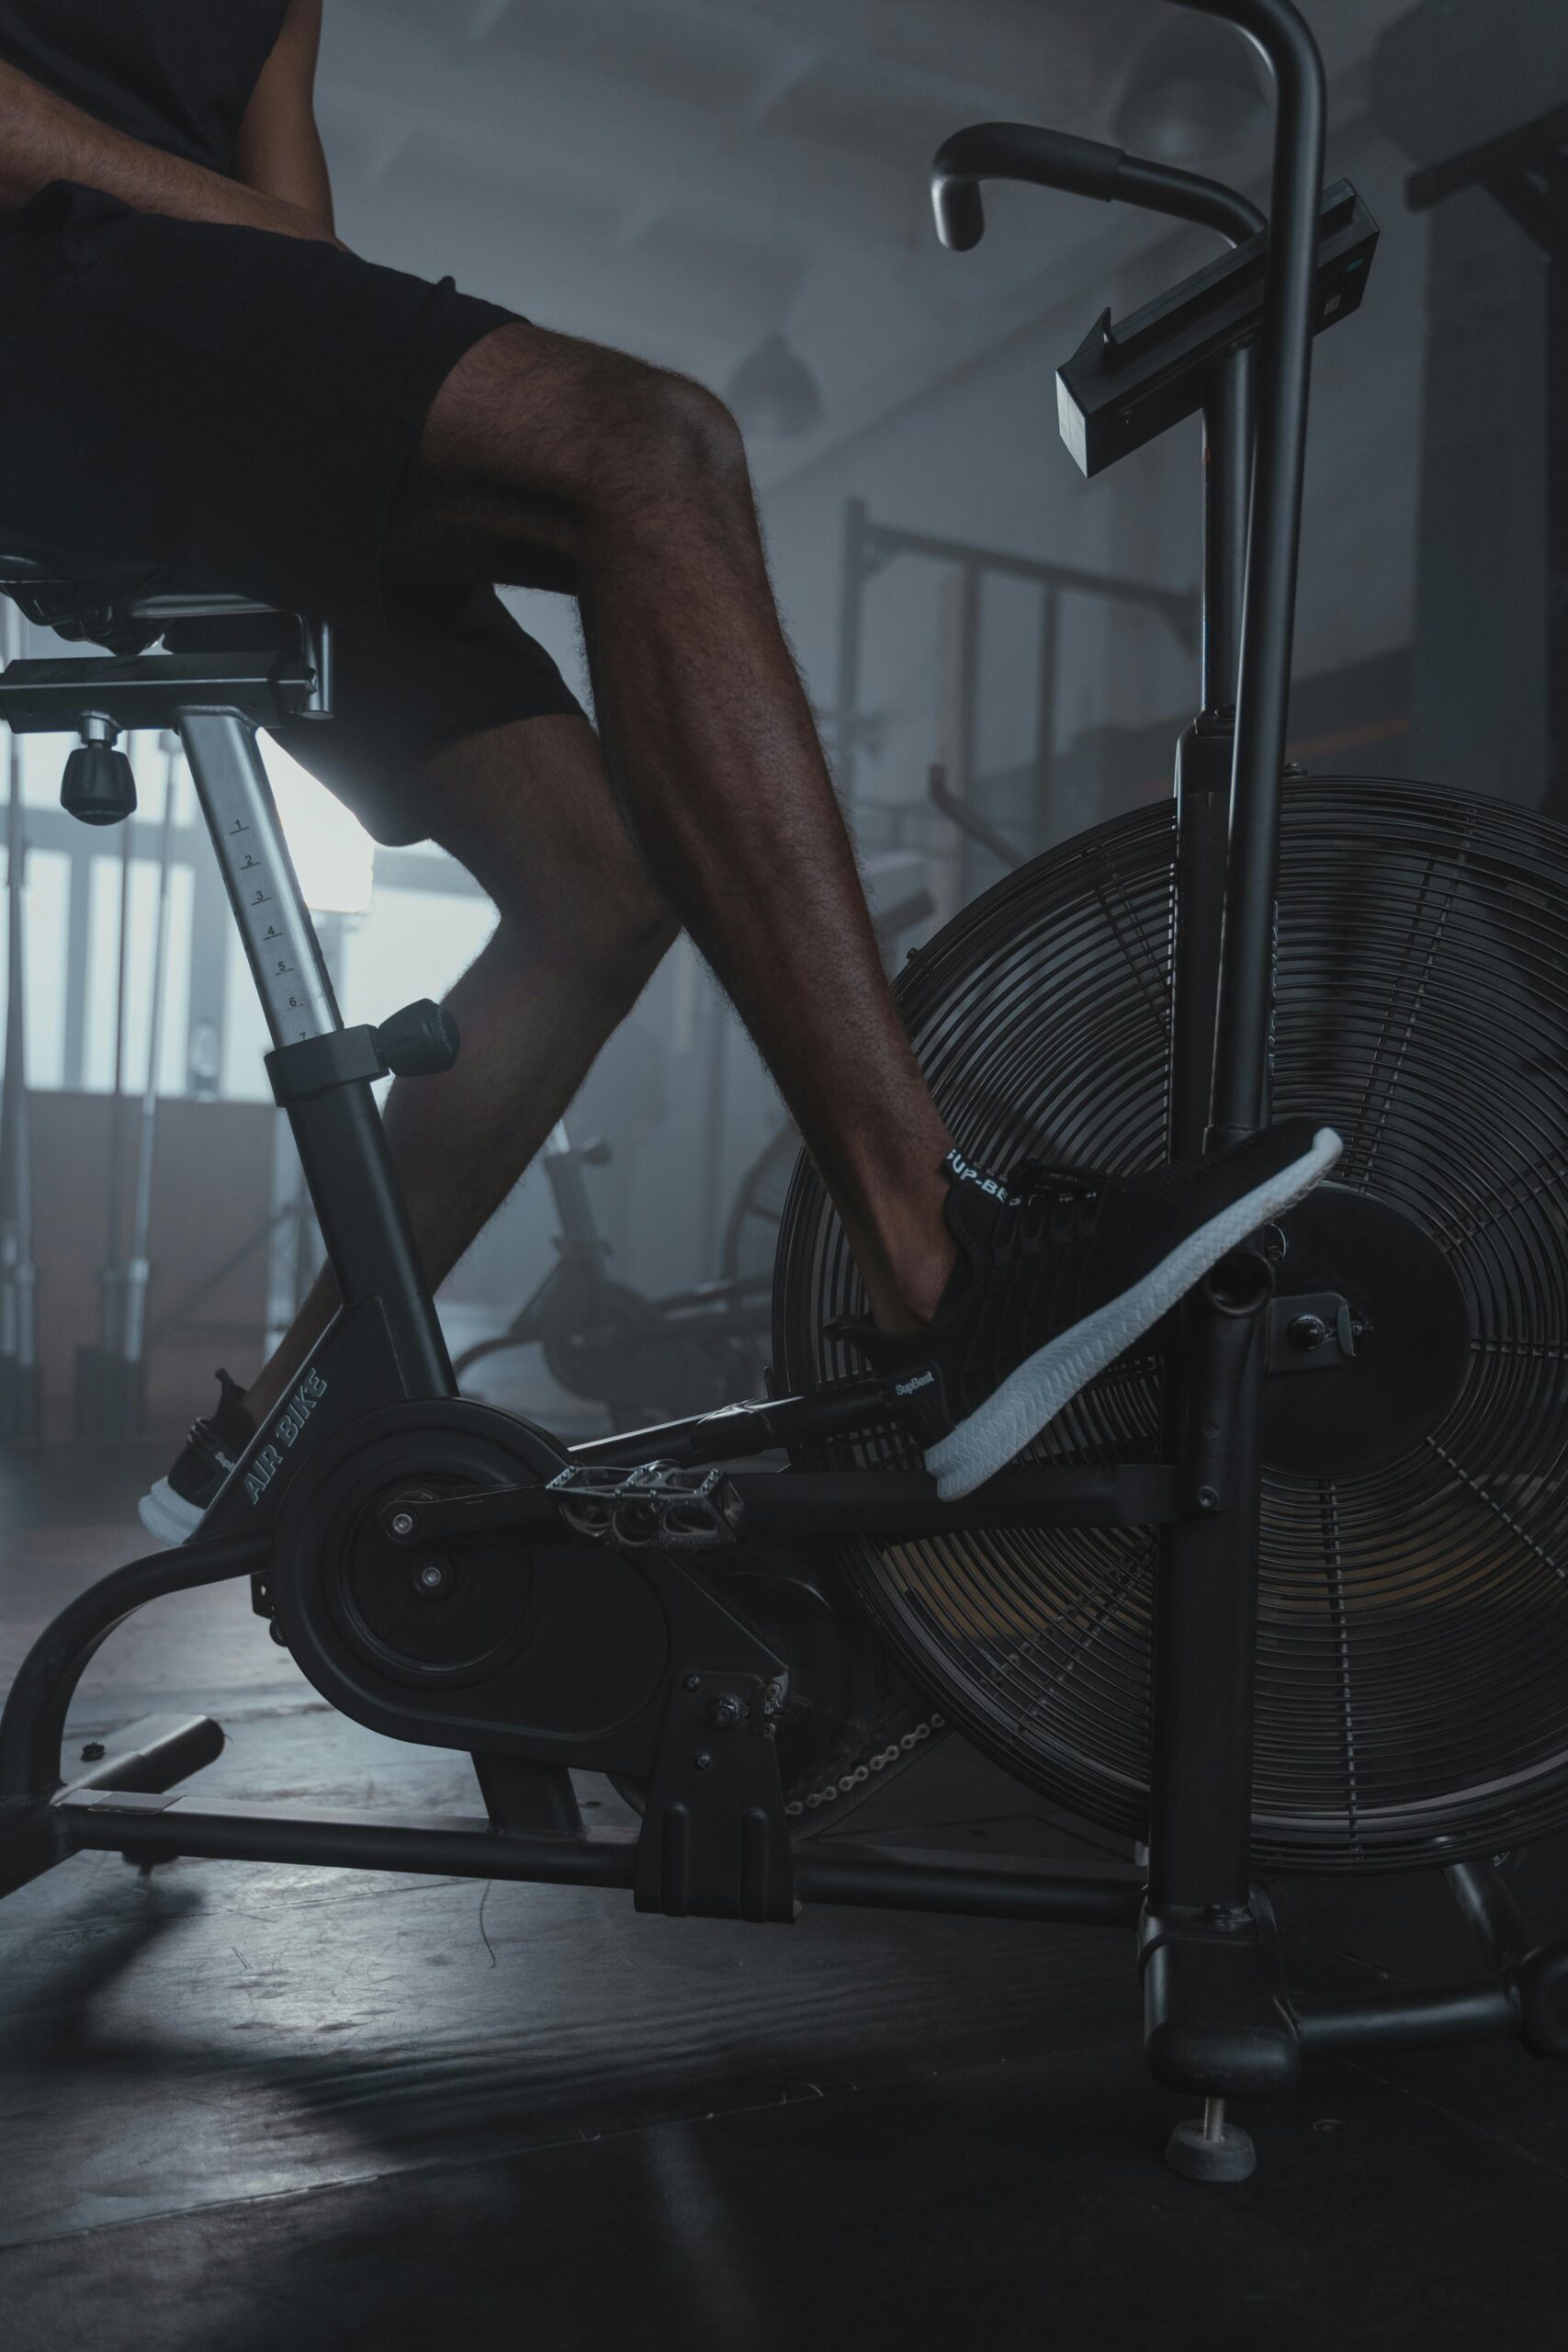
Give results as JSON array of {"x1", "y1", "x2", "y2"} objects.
[{"x1": 773, "y1": 776, "x2": 1568, "y2": 1872}]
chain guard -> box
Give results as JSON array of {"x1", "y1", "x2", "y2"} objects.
[
  {"x1": 268, "y1": 1399, "x2": 672, "y2": 1767},
  {"x1": 612, "y1": 1550, "x2": 949, "y2": 1834}
]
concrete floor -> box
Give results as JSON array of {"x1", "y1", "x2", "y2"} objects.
[{"x1": 3, "y1": 1441, "x2": 1568, "y2": 2350}]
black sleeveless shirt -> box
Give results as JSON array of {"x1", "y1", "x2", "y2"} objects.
[{"x1": 0, "y1": 1, "x2": 289, "y2": 176}]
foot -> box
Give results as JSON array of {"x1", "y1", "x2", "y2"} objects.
[
  {"x1": 138, "y1": 1368, "x2": 255, "y2": 1546},
  {"x1": 840, "y1": 1121, "x2": 1343, "y2": 1499}
]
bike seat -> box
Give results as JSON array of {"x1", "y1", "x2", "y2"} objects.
[{"x1": 0, "y1": 535, "x2": 276, "y2": 656}]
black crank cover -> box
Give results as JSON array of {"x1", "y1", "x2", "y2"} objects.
[{"x1": 269, "y1": 1399, "x2": 674, "y2": 1774}]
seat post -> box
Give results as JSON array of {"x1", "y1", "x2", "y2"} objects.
[
  {"x1": 178, "y1": 702, "x2": 454, "y2": 1399},
  {"x1": 0, "y1": 586, "x2": 452, "y2": 1398},
  {"x1": 177, "y1": 707, "x2": 340, "y2": 1051}
]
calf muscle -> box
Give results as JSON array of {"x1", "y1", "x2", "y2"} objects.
[{"x1": 389, "y1": 322, "x2": 955, "y2": 1331}]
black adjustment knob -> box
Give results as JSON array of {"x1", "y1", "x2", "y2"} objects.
[
  {"x1": 374, "y1": 998, "x2": 460, "y2": 1077},
  {"x1": 61, "y1": 741, "x2": 138, "y2": 826}
]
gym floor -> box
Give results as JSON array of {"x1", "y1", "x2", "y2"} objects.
[{"x1": 3, "y1": 1444, "x2": 1566, "y2": 2352}]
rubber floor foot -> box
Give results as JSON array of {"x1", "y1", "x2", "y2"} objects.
[{"x1": 1165, "y1": 2110, "x2": 1258, "y2": 2184}]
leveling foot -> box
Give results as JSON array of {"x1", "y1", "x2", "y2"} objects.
[{"x1": 1165, "y1": 2098, "x2": 1257, "y2": 2184}]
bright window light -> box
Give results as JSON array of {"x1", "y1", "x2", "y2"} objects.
[
  {"x1": 340, "y1": 884, "x2": 497, "y2": 1029},
  {"x1": 260, "y1": 737, "x2": 376, "y2": 917}
]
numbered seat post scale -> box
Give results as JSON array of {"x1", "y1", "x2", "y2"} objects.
[{"x1": 3, "y1": 0, "x2": 1568, "y2": 2180}]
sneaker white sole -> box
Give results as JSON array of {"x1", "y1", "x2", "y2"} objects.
[
  {"x1": 924, "y1": 1125, "x2": 1345, "y2": 1502},
  {"x1": 138, "y1": 1476, "x2": 207, "y2": 1549}
]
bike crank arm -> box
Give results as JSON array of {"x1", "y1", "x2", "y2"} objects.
[
  {"x1": 379, "y1": 1457, "x2": 1181, "y2": 1555},
  {"x1": 565, "y1": 1372, "x2": 917, "y2": 1469}
]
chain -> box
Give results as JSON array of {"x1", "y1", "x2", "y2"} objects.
[{"x1": 785, "y1": 1710, "x2": 947, "y2": 1818}]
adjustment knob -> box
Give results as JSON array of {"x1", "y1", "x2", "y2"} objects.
[
  {"x1": 374, "y1": 998, "x2": 460, "y2": 1077},
  {"x1": 61, "y1": 741, "x2": 138, "y2": 826}
]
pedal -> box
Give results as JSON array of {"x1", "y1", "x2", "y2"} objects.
[{"x1": 548, "y1": 1458, "x2": 744, "y2": 1550}]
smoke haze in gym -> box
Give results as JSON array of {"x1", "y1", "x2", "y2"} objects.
[{"x1": 3, "y1": 0, "x2": 1562, "y2": 1441}]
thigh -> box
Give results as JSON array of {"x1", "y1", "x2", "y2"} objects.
[
  {"x1": 269, "y1": 585, "x2": 584, "y2": 848},
  {"x1": 276, "y1": 612, "x2": 667, "y2": 952},
  {"x1": 384, "y1": 317, "x2": 734, "y2": 592},
  {"x1": 0, "y1": 182, "x2": 519, "y2": 628}
]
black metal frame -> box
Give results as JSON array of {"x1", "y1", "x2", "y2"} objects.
[{"x1": 4, "y1": 0, "x2": 1568, "y2": 2168}]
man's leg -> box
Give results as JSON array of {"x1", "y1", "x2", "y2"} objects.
[
  {"x1": 245, "y1": 711, "x2": 674, "y2": 1422},
  {"x1": 388, "y1": 323, "x2": 958, "y2": 1335}
]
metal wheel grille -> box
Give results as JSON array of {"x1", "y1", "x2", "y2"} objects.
[{"x1": 773, "y1": 776, "x2": 1568, "y2": 1871}]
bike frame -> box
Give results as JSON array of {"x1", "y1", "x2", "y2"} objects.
[{"x1": 5, "y1": 0, "x2": 1567, "y2": 2125}]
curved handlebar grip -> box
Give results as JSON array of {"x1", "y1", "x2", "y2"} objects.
[
  {"x1": 932, "y1": 123, "x2": 1124, "y2": 251},
  {"x1": 931, "y1": 119, "x2": 1265, "y2": 254},
  {"x1": 935, "y1": 175, "x2": 987, "y2": 254}
]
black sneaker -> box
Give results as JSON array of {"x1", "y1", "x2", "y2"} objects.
[
  {"x1": 138, "y1": 1368, "x2": 255, "y2": 1546},
  {"x1": 841, "y1": 1120, "x2": 1342, "y2": 1500}
]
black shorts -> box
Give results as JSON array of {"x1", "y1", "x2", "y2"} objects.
[{"x1": 0, "y1": 182, "x2": 585, "y2": 846}]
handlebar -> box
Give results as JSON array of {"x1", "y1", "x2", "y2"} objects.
[{"x1": 931, "y1": 122, "x2": 1266, "y2": 254}]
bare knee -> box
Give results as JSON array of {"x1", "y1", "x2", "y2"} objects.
[
  {"x1": 564, "y1": 356, "x2": 750, "y2": 534},
  {"x1": 491, "y1": 866, "x2": 675, "y2": 1012},
  {"x1": 638, "y1": 370, "x2": 746, "y2": 491},
  {"x1": 509, "y1": 333, "x2": 747, "y2": 510},
  {"x1": 427, "y1": 714, "x2": 677, "y2": 1003},
  {"x1": 480, "y1": 791, "x2": 676, "y2": 1000},
  {"x1": 413, "y1": 324, "x2": 753, "y2": 564},
  {"x1": 578, "y1": 871, "x2": 679, "y2": 1002}
]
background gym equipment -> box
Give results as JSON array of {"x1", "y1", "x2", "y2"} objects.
[
  {"x1": 927, "y1": 760, "x2": 1028, "y2": 873},
  {"x1": 71, "y1": 732, "x2": 181, "y2": 1440},
  {"x1": 0, "y1": 599, "x2": 41, "y2": 1447},
  {"x1": 8, "y1": 0, "x2": 1568, "y2": 2194},
  {"x1": 455, "y1": 888, "x2": 933, "y2": 1427},
  {"x1": 453, "y1": 1118, "x2": 771, "y2": 1428},
  {"x1": 832, "y1": 496, "x2": 1199, "y2": 885}
]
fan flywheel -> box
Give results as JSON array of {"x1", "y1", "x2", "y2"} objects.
[{"x1": 773, "y1": 775, "x2": 1568, "y2": 1872}]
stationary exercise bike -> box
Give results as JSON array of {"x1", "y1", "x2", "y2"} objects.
[{"x1": 8, "y1": 0, "x2": 1568, "y2": 2187}]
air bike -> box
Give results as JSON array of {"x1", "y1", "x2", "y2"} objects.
[{"x1": 6, "y1": 0, "x2": 1568, "y2": 2185}]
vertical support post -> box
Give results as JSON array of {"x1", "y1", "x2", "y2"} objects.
[
  {"x1": 543, "y1": 1124, "x2": 604, "y2": 1253},
  {"x1": 1195, "y1": 0, "x2": 1327, "y2": 1143},
  {"x1": 1032, "y1": 587, "x2": 1060, "y2": 851},
  {"x1": 119, "y1": 735, "x2": 180, "y2": 1377},
  {"x1": 934, "y1": 567, "x2": 983, "y2": 914},
  {"x1": 1141, "y1": 0, "x2": 1324, "y2": 2104},
  {"x1": 1152, "y1": 358, "x2": 1262, "y2": 1925},
  {"x1": 1201, "y1": 346, "x2": 1255, "y2": 725},
  {"x1": 61, "y1": 845, "x2": 90, "y2": 1092},
  {"x1": 834, "y1": 497, "x2": 870, "y2": 803},
  {"x1": 955, "y1": 563, "x2": 983, "y2": 901},
  {"x1": 1546, "y1": 210, "x2": 1568, "y2": 821},
  {"x1": 184, "y1": 840, "x2": 229, "y2": 1100},
  {"x1": 0, "y1": 602, "x2": 41, "y2": 1444},
  {"x1": 180, "y1": 707, "x2": 452, "y2": 1399},
  {"x1": 179, "y1": 710, "x2": 339, "y2": 1051},
  {"x1": 1170, "y1": 346, "x2": 1257, "y2": 1163},
  {"x1": 100, "y1": 795, "x2": 135, "y2": 1354}
]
